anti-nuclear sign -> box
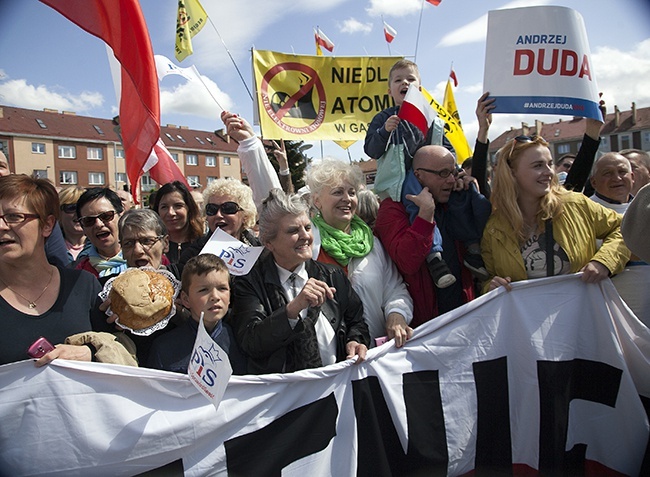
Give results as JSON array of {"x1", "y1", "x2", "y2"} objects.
[{"x1": 253, "y1": 50, "x2": 401, "y2": 141}]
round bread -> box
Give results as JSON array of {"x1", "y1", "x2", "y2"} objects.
[{"x1": 109, "y1": 269, "x2": 174, "y2": 330}]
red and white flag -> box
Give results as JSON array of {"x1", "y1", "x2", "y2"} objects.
[
  {"x1": 398, "y1": 83, "x2": 437, "y2": 136},
  {"x1": 383, "y1": 21, "x2": 397, "y2": 43},
  {"x1": 314, "y1": 27, "x2": 335, "y2": 53},
  {"x1": 426, "y1": 0, "x2": 442, "y2": 5},
  {"x1": 40, "y1": 0, "x2": 188, "y2": 200},
  {"x1": 450, "y1": 68, "x2": 458, "y2": 87},
  {"x1": 143, "y1": 139, "x2": 190, "y2": 189}
]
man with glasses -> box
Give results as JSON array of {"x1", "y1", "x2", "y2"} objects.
[{"x1": 375, "y1": 144, "x2": 492, "y2": 327}]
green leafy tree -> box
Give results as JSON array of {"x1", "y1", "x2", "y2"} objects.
[{"x1": 265, "y1": 140, "x2": 312, "y2": 190}]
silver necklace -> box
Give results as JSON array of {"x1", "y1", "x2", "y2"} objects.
[{"x1": 0, "y1": 267, "x2": 54, "y2": 309}]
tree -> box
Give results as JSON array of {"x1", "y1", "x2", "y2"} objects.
[{"x1": 264, "y1": 140, "x2": 312, "y2": 190}]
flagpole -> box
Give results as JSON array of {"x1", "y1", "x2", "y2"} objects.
[
  {"x1": 382, "y1": 15, "x2": 392, "y2": 56},
  {"x1": 194, "y1": 69, "x2": 225, "y2": 111},
  {"x1": 414, "y1": 0, "x2": 425, "y2": 63},
  {"x1": 205, "y1": 16, "x2": 254, "y2": 101}
]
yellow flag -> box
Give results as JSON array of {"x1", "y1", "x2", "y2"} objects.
[
  {"x1": 443, "y1": 79, "x2": 463, "y2": 127},
  {"x1": 175, "y1": 0, "x2": 208, "y2": 62},
  {"x1": 421, "y1": 87, "x2": 473, "y2": 162}
]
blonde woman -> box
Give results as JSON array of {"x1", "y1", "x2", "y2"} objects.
[
  {"x1": 58, "y1": 186, "x2": 86, "y2": 262},
  {"x1": 482, "y1": 135, "x2": 630, "y2": 292}
]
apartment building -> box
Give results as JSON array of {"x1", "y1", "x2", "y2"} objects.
[{"x1": 0, "y1": 105, "x2": 242, "y2": 193}]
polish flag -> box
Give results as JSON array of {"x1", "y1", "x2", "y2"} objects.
[
  {"x1": 426, "y1": 0, "x2": 442, "y2": 5},
  {"x1": 450, "y1": 68, "x2": 458, "y2": 87},
  {"x1": 383, "y1": 21, "x2": 397, "y2": 43},
  {"x1": 314, "y1": 27, "x2": 334, "y2": 52},
  {"x1": 143, "y1": 139, "x2": 190, "y2": 188},
  {"x1": 398, "y1": 83, "x2": 437, "y2": 136}
]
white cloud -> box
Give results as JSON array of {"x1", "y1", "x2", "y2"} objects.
[
  {"x1": 0, "y1": 79, "x2": 103, "y2": 112},
  {"x1": 0, "y1": 70, "x2": 7, "y2": 80},
  {"x1": 159, "y1": 75, "x2": 234, "y2": 121},
  {"x1": 366, "y1": 0, "x2": 423, "y2": 18},
  {"x1": 437, "y1": 0, "x2": 554, "y2": 47},
  {"x1": 592, "y1": 38, "x2": 650, "y2": 110},
  {"x1": 339, "y1": 18, "x2": 373, "y2": 35}
]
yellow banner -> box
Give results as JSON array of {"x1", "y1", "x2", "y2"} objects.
[
  {"x1": 175, "y1": 0, "x2": 208, "y2": 62},
  {"x1": 422, "y1": 87, "x2": 473, "y2": 162},
  {"x1": 253, "y1": 50, "x2": 401, "y2": 141}
]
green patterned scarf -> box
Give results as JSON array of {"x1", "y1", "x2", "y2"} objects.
[{"x1": 312, "y1": 214, "x2": 373, "y2": 266}]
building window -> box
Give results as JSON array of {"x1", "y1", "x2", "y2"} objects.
[
  {"x1": 33, "y1": 169, "x2": 48, "y2": 179},
  {"x1": 165, "y1": 133, "x2": 175, "y2": 142},
  {"x1": 115, "y1": 172, "x2": 127, "y2": 184},
  {"x1": 206, "y1": 176, "x2": 217, "y2": 185},
  {"x1": 601, "y1": 137, "x2": 609, "y2": 147},
  {"x1": 32, "y1": 142, "x2": 46, "y2": 154},
  {"x1": 88, "y1": 172, "x2": 105, "y2": 185},
  {"x1": 177, "y1": 135, "x2": 186, "y2": 143},
  {"x1": 187, "y1": 175, "x2": 201, "y2": 187},
  {"x1": 58, "y1": 145, "x2": 76, "y2": 159},
  {"x1": 620, "y1": 135, "x2": 631, "y2": 150},
  {"x1": 114, "y1": 147, "x2": 125, "y2": 158},
  {"x1": 223, "y1": 156, "x2": 231, "y2": 166},
  {"x1": 60, "y1": 171, "x2": 78, "y2": 185},
  {"x1": 171, "y1": 153, "x2": 179, "y2": 163},
  {"x1": 186, "y1": 154, "x2": 198, "y2": 166},
  {"x1": 87, "y1": 147, "x2": 103, "y2": 160},
  {"x1": 195, "y1": 136, "x2": 205, "y2": 145},
  {"x1": 93, "y1": 125, "x2": 105, "y2": 135},
  {"x1": 557, "y1": 144, "x2": 570, "y2": 154},
  {"x1": 206, "y1": 156, "x2": 216, "y2": 167},
  {"x1": 644, "y1": 131, "x2": 650, "y2": 143},
  {"x1": 141, "y1": 173, "x2": 156, "y2": 192},
  {"x1": 36, "y1": 118, "x2": 47, "y2": 129}
]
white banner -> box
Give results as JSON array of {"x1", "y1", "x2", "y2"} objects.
[
  {"x1": 199, "y1": 228, "x2": 264, "y2": 276},
  {"x1": 1, "y1": 275, "x2": 648, "y2": 476},
  {"x1": 484, "y1": 6, "x2": 602, "y2": 120}
]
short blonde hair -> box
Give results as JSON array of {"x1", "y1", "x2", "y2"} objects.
[
  {"x1": 203, "y1": 178, "x2": 256, "y2": 230},
  {"x1": 58, "y1": 186, "x2": 86, "y2": 206},
  {"x1": 306, "y1": 159, "x2": 364, "y2": 198}
]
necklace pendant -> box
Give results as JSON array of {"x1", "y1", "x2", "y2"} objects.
[{"x1": 28, "y1": 302, "x2": 36, "y2": 309}]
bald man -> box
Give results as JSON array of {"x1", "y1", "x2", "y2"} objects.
[
  {"x1": 589, "y1": 152, "x2": 634, "y2": 214},
  {"x1": 375, "y1": 145, "x2": 491, "y2": 326}
]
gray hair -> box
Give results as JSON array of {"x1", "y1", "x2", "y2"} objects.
[
  {"x1": 620, "y1": 148, "x2": 650, "y2": 169},
  {"x1": 258, "y1": 189, "x2": 309, "y2": 245},
  {"x1": 305, "y1": 159, "x2": 364, "y2": 197},
  {"x1": 118, "y1": 208, "x2": 167, "y2": 240},
  {"x1": 356, "y1": 188, "x2": 379, "y2": 229}
]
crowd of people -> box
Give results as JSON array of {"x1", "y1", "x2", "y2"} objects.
[{"x1": 0, "y1": 58, "x2": 647, "y2": 380}]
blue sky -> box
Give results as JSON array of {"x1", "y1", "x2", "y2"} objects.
[{"x1": 1, "y1": 0, "x2": 649, "y2": 162}]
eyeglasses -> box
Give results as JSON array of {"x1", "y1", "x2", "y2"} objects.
[
  {"x1": 60, "y1": 203, "x2": 77, "y2": 214},
  {"x1": 205, "y1": 201, "x2": 242, "y2": 216},
  {"x1": 0, "y1": 212, "x2": 40, "y2": 226},
  {"x1": 416, "y1": 167, "x2": 459, "y2": 179},
  {"x1": 76, "y1": 210, "x2": 116, "y2": 227},
  {"x1": 121, "y1": 235, "x2": 165, "y2": 250}
]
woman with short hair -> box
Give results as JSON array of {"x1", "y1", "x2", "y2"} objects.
[
  {"x1": 232, "y1": 189, "x2": 370, "y2": 374},
  {"x1": 73, "y1": 187, "x2": 126, "y2": 280},
  {"x1": 307, "y1": 159, "x2": 413, "y2": 346},
  {"x1": 0, "y1": 175, "x2": 135, "y2": 366}
]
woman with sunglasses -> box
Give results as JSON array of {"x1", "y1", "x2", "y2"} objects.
[
  {"x1": 178, "y1": 178, "x2": 261, "y2": 273},
  {"x1": 73, "y1": 187, "x2": 127, "y2": 281},
  {"x1": 0, "y1": 175, "x2": 136, "y2": 366},
  {"x1": 58, "y1": 186, "x2": 87, "y2": 263},
  {"x1": 482, "y1": 135, "x2": 630, "y2": 293},
  {"x1": 152, "y1": 181, "x2": 204, "y2": 265}
]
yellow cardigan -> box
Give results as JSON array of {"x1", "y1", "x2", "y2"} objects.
[{"x1": 481, "y1": 191, "x2": 631, "y2": 293}]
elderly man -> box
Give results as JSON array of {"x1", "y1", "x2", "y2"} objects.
[
  {"x1": 589, "y1": 152, "x2": 634, "y2": 214},
  {"x1": 620, "y1": 149, "x2": 650, "y2": 197},
  {"x1": 589, "y1": 151, "x2": 649, "y2": 326},
  {"x1": 375, "y1": 145, "x2": 491, "y2": 326}
]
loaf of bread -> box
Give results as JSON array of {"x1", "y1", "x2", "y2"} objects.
[{"x1": 109, "y1": 268, "x2": 175, "y2": 331}]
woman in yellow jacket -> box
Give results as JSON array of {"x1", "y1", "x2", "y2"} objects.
[{"x1": 482, "y1": 135, "x2": 630, "y2": 293}]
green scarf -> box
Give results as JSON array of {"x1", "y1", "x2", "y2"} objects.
[{"x1": 312, "y1": 214, "x2": 374, "y2": 266}]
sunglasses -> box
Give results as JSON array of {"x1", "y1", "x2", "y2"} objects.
[
  {"x1": 76, "y1": 210, "x2": 116, "y2": 227},
  {"x1": 507, "y1": 135, "x2": 544, "y2": 163},
  {"x1": 60, "y1": 203, "x2": 77, "y2": 214},
  {"x1": 205, "y1": 201, "x2": 242, "y2": 216},
  {"x1": 416, "y1": 167, "x2": 459, "y2": 179}
]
